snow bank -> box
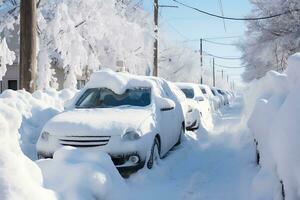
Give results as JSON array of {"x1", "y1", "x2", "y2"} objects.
[
  {"x1": 0, "y1": 89, "x2": 76, "y2": 160},
  {"x1": 0, "y1": 90, "x2": 67, "y2": 200},
  {"x1": 244, "y1": 53, "x2": 300, "y2": 199},
  {"x1": 38, "y1": 147, "x2": 127, "y2": 200}
]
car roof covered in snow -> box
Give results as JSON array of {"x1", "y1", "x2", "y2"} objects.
[
  {"x1": 85, "y1": 69, "x2": 155, "y2": 94},
  {"x1": 175, "y1": 82, "x2": 204, "y2": 97}
]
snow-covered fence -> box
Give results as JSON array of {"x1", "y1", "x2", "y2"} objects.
[{"x1": 243, "y1": 53, "x2": 300, "y2": 199}]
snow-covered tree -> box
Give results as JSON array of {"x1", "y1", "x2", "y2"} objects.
[
  {"x1": 239, "y1": 0, "x2": 300, "y2": 82},
  {"x1": 0, "y1": 0, "x2": 153, "y2": 89}
]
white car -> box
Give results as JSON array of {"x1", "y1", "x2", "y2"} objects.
[
  {"x1": 199, "y1": 84, "x2": 220, "y2": 110},
  {"x1": 175, "y1": 82, "x2": 213, "y2": 130},
  {"x1": 211, "y1": 87, "x2": 225, "y2": 106},
  {"x1": 217, "y1": 88, "x2": 229, "y2": 105},
  {"x1": 37, "y1": 69, "x2": 185, "y2": 174}
]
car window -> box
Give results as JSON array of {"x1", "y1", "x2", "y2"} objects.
[
  {"x1": 201, "y1": 88, "x2": 207, "y2": 94},
  {"x1": 76, "y1": 87, "x2": 151, "y2": 108},
  {"x1": 181, "y1": 88, "x2": 194, "y2": 99},
  {"x1": 211, "y1": 89, "x2": 216, "y2": 96}
]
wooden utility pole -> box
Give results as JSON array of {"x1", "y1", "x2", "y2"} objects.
[
  {"x1": 153, "y1": 0, "x2": 158, "y2": 77},
  {"x1": 200, "y1": 38, "x2": 203, "y2": 67},
  {"x1": 19, "y1": 0, "x2": 37, "y2": 92},
  {"x1": 200, "y1": 38, "x2": 203, "y2": 84},
  {"x1": 213, "y1": 57, "x2": 215, "y2": 87}
]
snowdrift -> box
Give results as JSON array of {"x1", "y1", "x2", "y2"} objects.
[
  {"x1": 38, "y1": 147, "x2": 127, "y2": 200},
  {"x1": 244, "y1": 53, "x2": 300, "y2": 199},
  {"x1": 0, "y1": 89, "x2": 72, "y2": 200}
]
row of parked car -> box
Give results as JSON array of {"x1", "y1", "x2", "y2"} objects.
[{"x1": 36, "y1": 69, "x2": 234, "y2": 176}]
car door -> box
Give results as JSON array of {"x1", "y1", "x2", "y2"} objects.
[
  {"x1": 159, "y1": 80, "x2": 182, "y2": 147},
  {"x1": 152, "y1": 79, "x2": 178, "y2": 154}
]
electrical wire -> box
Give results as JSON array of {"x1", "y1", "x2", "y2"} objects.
[
  {"x1": 172, "y1": 0, "x2": 300, "y2": 21},
  {"x1": 202, "y1": 39, "x2": 236, "y2": 46},
  {"x1": 215, "y1": 63, "x2": 245, "y2": 69},
  {"x1": 203, "y1": 52, "x2": 242, "y2": 60}
]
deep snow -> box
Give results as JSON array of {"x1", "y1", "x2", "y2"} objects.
[
  {"x1": 122, "y1": 97, "x2": 258, "y2": 200},
  {"x1": 39, "y1": 96, "x2": 258, "y2": 200},
  {"x1": 0, "y1": 87, "x2": 261, "y2": 200}
]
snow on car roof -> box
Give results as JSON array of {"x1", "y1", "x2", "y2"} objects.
[
  {"x1": 175, "y1": 82, "x2": 204, "y2": 97},
  {"x1": 85, "y1": 69, "x2": 154, "y2": 94},
  {"x1": 175, "y1": 82, "x2": 197, "y2": 90}
]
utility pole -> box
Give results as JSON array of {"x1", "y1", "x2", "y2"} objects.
[
  {"x1": 200, "y1": 38, "x2": 203, "y2": 84},
  {"x1": 222, "y1": 69, "x2": 224, "y2": 79},
  {"x1": 200, "y1": 38, "x2": 203, "y2": 67},
  {"x1": 213, "y1": 57, "x2": 215, "y2": 87},
  {"x1": 20, "y1": 0, "x2": 37, "y2": 92},
  {"x1": 153, "y1": 0, "x2": 158, "y2": 77}
]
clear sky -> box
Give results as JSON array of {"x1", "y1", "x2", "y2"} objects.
[{"x1": 143, "y1": 0, "x2": 253, "y2": 86}]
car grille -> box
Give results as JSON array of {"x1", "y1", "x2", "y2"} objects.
[{"x1": 59, "y1": 136, "x2": 110, "y2": 147}]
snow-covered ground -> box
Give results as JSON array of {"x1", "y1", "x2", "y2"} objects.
[
  {"x1": 122, "y1": 96, "x2": 258, "y2": 200},
  {"x1": 0, "y1": 85, "x2": 262, "y2": 200}
]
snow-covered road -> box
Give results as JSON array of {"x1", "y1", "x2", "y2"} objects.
[{"x1": 126, "y1": 97, "x2": 259, "y2": 200}]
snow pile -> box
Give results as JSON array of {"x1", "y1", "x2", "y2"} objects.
[
  {"x1": 0, "y1": 90, "x2": 71, "y2": 200},
  {"x1": 85, "y1": 69, "x2": 153, "y2": 94},
  {"x1": 0, "y1": 89, "x2": 75, "y2": 160},
  {"x1": 38, "y1": 147, "x2": 127, "y2": 200},
  {"x1": 243, "y1": 53, "x2": 300, "y2": 199}
]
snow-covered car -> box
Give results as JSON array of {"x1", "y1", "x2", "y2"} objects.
[
  {"x1": 211, "y1": 87, "x2": 225, "y2": 106},
  {"x1": 165, "y1": 82, "x2": 189, "y2": 126},
  {"x1": 37, "y1": 69, "x2": 185, "y2": 173},
  {"x1": 175, "y1": 82, "x2": 213, "y2": 130},
  {"x1": 199, "y1": 84, "x2": 220, "y2": 110},
  {"x1": 217, "y1": 89, "x2": 229, "y2": 105}
]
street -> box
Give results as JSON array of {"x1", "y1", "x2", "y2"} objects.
[{"x1": 125, "y1": 97, "x2": 258, "y2": 200}]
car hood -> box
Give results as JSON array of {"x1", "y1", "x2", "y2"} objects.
[{"x1": 43, "y1": 108, "x2": 153, "y2": 137}]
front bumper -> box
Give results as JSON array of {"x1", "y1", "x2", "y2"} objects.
[
  {"x1": 37, "y1": 150, "x2": 146, "y2": 172},
  {"x1": 37, "y1": 134, "x2": 153, "y2": 172}
]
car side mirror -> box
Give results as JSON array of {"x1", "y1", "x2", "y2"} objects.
[
  {"x1": 194, "y1": 96, "x2": 204, "y2": 102},
  {"x1": 157, "y1": 97, "x2": 175, "y2": 111}
]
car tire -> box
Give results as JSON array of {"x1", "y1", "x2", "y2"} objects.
[
  {"x1": 147, "y1": 137, "x2": 160, "y2": 169},
  {"x1": 175, "y1": 124, "x2": 185, "y2": 146}
]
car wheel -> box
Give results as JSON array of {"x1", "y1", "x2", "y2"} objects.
[
  {"x1": 147, "y1": 137, "x2": 160, "y2": 169},
  {"x1": 175, "y1": 124, "x2": 185, "y2": 146}
]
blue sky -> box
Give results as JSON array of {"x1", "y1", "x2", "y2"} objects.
[{"x1": 143, "y1": 0, "x2": 252, "y2": 85}]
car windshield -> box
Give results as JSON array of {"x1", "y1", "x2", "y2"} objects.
[
  {"x1": 181, "y1": 88, "x2": 194, "y2": 99},
  {"x1": 75, "y1": 87, "x2": 151, "y2": 108}
]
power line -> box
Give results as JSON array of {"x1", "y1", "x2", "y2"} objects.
[
  {"x1": 203, "y1": 36, "x2": 241, "y2": 40},
  {"x1": 202, "y1": 39, "x2": 236, "y2": 46},
  {"x1": 172, "y1": 0, "x2": 300, "y2": 21},
  {"x1": 203, "y1": 52, "x2": 242, "y2": 60},
  {"x1": 215, "y1": 63, "x2": 245, "y2": 69}
]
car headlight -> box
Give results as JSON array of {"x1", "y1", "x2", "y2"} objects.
[
  {"x1": 122, "y1": 129, "x2": 141, "y2": 141},
  {"x1": 40, "y1": 131, "x2": 50, "y2": 141}
]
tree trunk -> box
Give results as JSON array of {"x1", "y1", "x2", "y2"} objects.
[{"x1": 19, "y1": 0, "x2": 37, "y2": 92}]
